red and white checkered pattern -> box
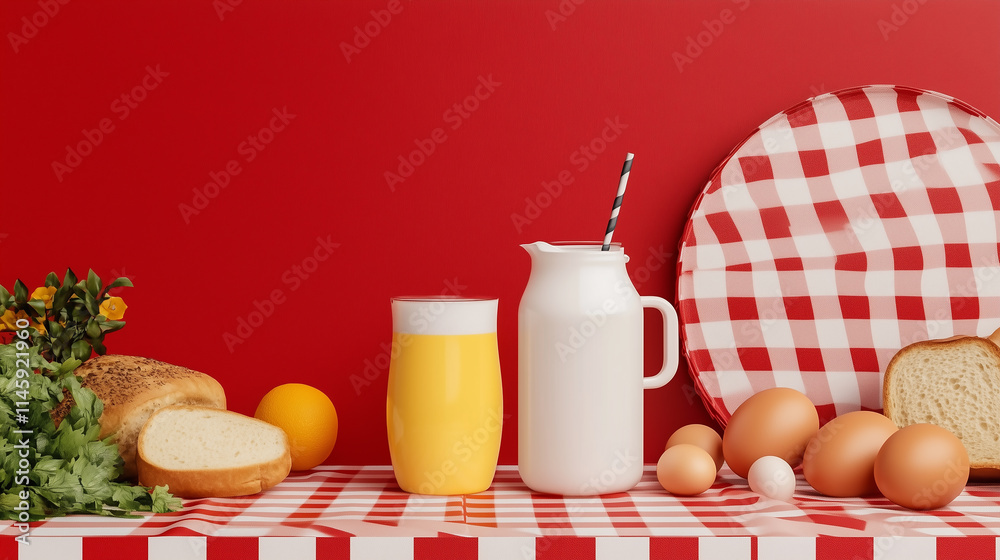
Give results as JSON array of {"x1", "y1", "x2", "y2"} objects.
[
  {"x1": 675, "y1": 85, "x2": 1000, "y2": 426},
  {"x1": 3, "y1": 466, "x2": 1000, "y2": 558}
]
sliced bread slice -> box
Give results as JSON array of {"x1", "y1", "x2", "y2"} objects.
[
  {"x1": 52, "y1": 355, "x2": 227, "y2": 479},
  {"x1": 137, "y1": 405, "x2": 291, "y2": 498},
  {"x1": 883, "y1": 336, "x2": 1000, "y2": 475}
]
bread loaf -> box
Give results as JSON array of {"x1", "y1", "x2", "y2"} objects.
[
  {"x1": 53, "y1": 355, "x2": 226, "y2": 479},
  {"x1": 137, "y1": 405, "x2": 291, "y2": 498},
  {"x1": 883, "y1": 336, "x2": 1000, "y2": 477}
]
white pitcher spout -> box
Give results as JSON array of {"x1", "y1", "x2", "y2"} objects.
[{"x1": 521, "y1": 241, "x2": 557, "y2": 256}]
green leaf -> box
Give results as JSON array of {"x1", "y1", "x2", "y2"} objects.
[
  {"x1": 72, "y1": 304, "x2": 91, "y2": 323},
  {"x1": 111, "y1": 486, "x2": 141, "y2": 512},
  {"x1": 40, "y1": 469, "x2": 85, "y2": 505},
  {"x1": 45, "y1": 272, "x2": 60, "y2": 288},
  {"x1": 100, "y1": 321, "x2": 125, "y2": 334},
  {"x1": 78, "y1": 462, "x2": 113, "y2": 502},
  {"x1": 63, "y1": 268, "x2": 78, "y2": 287},
  {"x1": 51, "y1": 286, "x2": 72, "y2": 313},
  {"x1": 83, "y1": 293, "x2": 100, "y2": 316},
  {"x1": 56, "y1": 358, "x2": 82, "y2": 376},
  {"x1": 149, "y1": 486, "x2": 183, "y2": 513},
  {"x1": 54, "y1": 328, "x2": 71, "y2": 351},
  {"x1": 89, "y1": 337, "x2": 107, "y2": 356},
  {"x1": 0, "y1": 285, "x2": 10, "y2": 308},
  {"x1": 27, "y1": 299, "x2": 46, "y2": 317},
  {"x1": 85, "y1": 319, "x2": 101, "y2": 339},
  {"x1": 71, "y1": 340, "x2": 92, "y2": 362},
  {"x1": 14, "y1": 280, "x2": 28, "y2": 305},
  {"x1": 33, "y1": 458, "x2": 65, "y2": 482},
  {"x1": 101, "y1": 278, "x2": 133, "y2": 295},
  {"x1": 85, "y1": 270, "x2": 101, "y2": 299}
]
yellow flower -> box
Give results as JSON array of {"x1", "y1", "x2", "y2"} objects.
[
  {"x1": 99, "y1": 297, "x2": 127, "y2": 320},
  {"x1": 0, "y1": 308, "x2": 15, "y2": 332},
  {"x1": 30, "y1": 286, "x2": 57, "y2": 309},
  {"x1": 0, "y1": 308, "x2": 45, "y2": 334}
]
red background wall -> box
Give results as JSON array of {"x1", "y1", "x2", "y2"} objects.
[{"x1": 2, "y1": 0, "x2": 998, "y2": 466}]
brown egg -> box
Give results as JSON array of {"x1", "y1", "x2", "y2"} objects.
[
  {"x1": 802, "y1": 411, "x2": 898, "y2": 497},
  {"x1": 656, "y1": 444, "x2": 717, "y2": 496},
  {"x1": 666, "y1": 424, "x2": 724, "y2": 471},
  {"x1": 874, "y1": 423, "x2": 969, "y2": 510},
  {"x1": 722, "y1": 387, "x2": 819, "y2": 478}
]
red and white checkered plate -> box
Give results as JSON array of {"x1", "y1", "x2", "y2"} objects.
[{"x1": 676, "y1": 85, "x2": 1000, "y2": 427}]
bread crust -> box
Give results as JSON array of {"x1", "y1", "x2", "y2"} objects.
[
  {"x1": 989, "y1": 327, "x2": 1000, "y2": 348},
  {"x1": 882, "y1": 336, "x2": 1000, "y2": 473},
  {"x1": 136, "y1": 406, "x2": 292, "y2": 498},
  {"x1": 53, "y1": 355, "x2": 227, "y2": 479}
]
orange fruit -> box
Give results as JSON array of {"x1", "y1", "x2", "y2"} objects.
[{"x1": 254, "y1": 383, "x2": 338, "y2": 471}]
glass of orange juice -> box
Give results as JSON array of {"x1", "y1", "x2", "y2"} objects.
[{"x1": 386, "y1": 296, "x2": 502, "y2": 495}]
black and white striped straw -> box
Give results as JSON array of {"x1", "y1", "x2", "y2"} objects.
[{"x1": 602, "y1": 153, "x2": 634, "y2": 251}]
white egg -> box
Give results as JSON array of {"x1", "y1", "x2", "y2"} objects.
[{"x1": 747, "y1": 456, "x2": 796, "y2": 502}]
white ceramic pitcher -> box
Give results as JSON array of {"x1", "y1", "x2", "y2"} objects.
[{"x1": 518, "y1": 241, "x2": 678, "y2": 495}]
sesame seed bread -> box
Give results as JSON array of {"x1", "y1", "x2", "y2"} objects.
[
  {"x1": 53, "y1": 355, "x2": 226, "y2": 479},
  {"x1": 883, "y1": 334, "x2": 1000, "y2": 478},
  {"x1": 137, "y1": 405, "x2": 291, "y2": 498}
]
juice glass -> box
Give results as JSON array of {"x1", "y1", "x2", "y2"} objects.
[{"x1": 386, "y1": 296, "x2": 502, "y2": 495}]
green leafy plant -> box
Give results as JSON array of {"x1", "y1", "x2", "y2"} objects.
[
  {"x1": 0, "y1": 270, "x2": 182, "y2": 519},
  {"x1": 0, "y1": 346, "x2": 181, "y2": 519},
  {"x1": 0, "y1": 269, "x2": 131, "y2": 364}
]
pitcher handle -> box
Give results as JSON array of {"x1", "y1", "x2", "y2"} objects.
[{"x1": 640, "y1": 296, "x2": 679, "y2": 390}]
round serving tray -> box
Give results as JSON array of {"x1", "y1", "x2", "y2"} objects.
[{"x1": 676, "y1": 85, "x2": 1000, "y2": 426}]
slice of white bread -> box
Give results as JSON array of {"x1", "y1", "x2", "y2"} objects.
[
  {"x1": 52, "y1": 355, "x2": 226, "y2": 479},
  {"x1": 137, "y1": 405, "x2": 291, "y2": 498},
  {"x1": 883, "y1": 335, "x2": 1000, "y2": 478}
]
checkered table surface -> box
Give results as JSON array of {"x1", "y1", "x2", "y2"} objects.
[
  {"x1": 676, "y1": 85, "x2": 1000, "y2": 427},
  {"x1": 3, "y1": 465, "x2": 1000, "y2": 559}
]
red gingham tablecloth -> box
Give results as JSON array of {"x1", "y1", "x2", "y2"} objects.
[
  {"x1": 676, "y1": 85, "x2": 1000, "y2": 427},
  {"x1": 3, "y1": 466, "x2": 1000, "y2": 559}
]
